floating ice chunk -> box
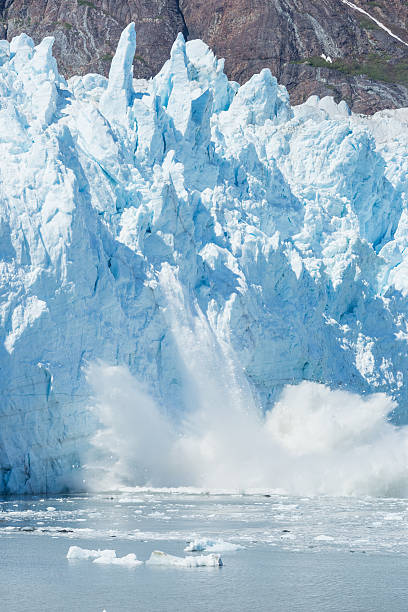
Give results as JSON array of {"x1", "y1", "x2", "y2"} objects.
[
  {"x1": 67, "y1": 546, "x2": 142, "y2": 566},
  {"x1": 146, "y1": 550, "x2": 223, "y2": 567},
  {"x1": 185, "y1": 538, "x2": 241, "y2": 552},
  {"x1": 314, "y1": 535, "x2": 334, "y2": 541},
  {"x1": 383, "y1": 513, "x2": 403, "y2": 521},
  {"x1": 280, "y1": 533, "x2": 296, "y2": 540},
  {"x1": 93, "y1": 551, "x2": 142, "y2": 567},
  {"x1": 67, "y1": 546, "x2": 115, "y2": 560}
]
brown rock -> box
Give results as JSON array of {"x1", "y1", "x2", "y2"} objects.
[{"x1": 2, "y1": 0, "x2": 408, "y2": 113}]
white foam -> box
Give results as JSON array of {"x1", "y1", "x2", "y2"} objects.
[{"x1": 86, "y1": 343, "x2": 408, "y2": 497}]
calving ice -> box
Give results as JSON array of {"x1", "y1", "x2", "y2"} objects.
[{"x1": 1, "y1": 23, "x2": 408, "y2": 495}]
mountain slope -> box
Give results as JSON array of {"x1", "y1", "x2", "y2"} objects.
[{"x1": 0, "y1": 0, "x2": 408, "y2": 113}]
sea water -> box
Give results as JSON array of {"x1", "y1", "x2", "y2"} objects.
[{"x1": 1, "y1": 491, "x2": 408, "y2": 611}]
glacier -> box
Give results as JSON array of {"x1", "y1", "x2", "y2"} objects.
[{"x1": 1, "y1": 23, "x2": 408, "y2": 494}]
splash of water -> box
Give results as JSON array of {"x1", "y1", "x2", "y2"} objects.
[{"x1": 86, "y1": 264, "x2": 408, "y2": 497}]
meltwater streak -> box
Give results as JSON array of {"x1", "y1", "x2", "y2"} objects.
[{"x1": 86, "y1": 264, "x2": 408, "y2": 497}]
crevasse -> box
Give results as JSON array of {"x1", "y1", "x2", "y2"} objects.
[{"x1": 1, "y1": 23, "x2": 408, "y2": 493}]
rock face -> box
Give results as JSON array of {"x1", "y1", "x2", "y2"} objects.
[
  {"x1": 1, "y1": 25, "x2": 408, "y2": 493},
  {"x1": 1, "y1": 0, "x2": 408, "y2": 113}
]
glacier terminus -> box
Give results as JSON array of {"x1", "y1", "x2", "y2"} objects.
[{"x1": 1, "y1": 23, "x2": 408, "y2": 495}]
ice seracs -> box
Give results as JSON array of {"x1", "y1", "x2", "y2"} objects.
[
  {"x1": 99, "y1": 22, "x2": 136, "y2": 125},
  {"x1": 1, "y1": 23, "x2": 408, "y2": 494}
]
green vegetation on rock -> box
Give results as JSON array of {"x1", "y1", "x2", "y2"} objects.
[
  {"x1": 77, "y1": 0, "x2": 96, "y2": 8},
  {"x1": 295, "y1": 54, "x2": 408, "y2": 84}
]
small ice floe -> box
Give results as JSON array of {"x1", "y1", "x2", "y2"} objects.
[
  {"x1": 185, "y1": 538, "x2": 241, "y2": 553},
  {"x1": 116, "y1": 497, "x2": 144, "y2": 504},
  {"x1": 314, "y1": 535, "x2": 334, "y2": 541},
  {"x1": 56, "y1": 528, "x2": 74, "y2": 533},
  {"x1": 46, "y1": 507, "x2": 56, "y2": 512},
  {"x1": 383, "y1": 513, "x2": 403, "y2": 521},
  {"x1": 147, "y1": 550, "x2": 223, "y2": 567},
  {"x1": 280, "y1": 532, "x2": 296, "y2": 540},
  {"x1": 20, "y1": 526, "x2": 35, "y2": 532},
  {"x1": 67, "y1": 546, "x2": 142, "y2": 567}
]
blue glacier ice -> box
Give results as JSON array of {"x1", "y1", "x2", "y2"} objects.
[{"x1": 1, "y1": 23, "x2": 408, "y2": 494}]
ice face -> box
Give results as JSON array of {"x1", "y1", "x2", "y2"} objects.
[{"x1": 1, "y1": 25, "x2": 408, "y2": 494}]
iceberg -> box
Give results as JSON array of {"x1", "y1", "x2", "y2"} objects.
[{"x1": 1, "y1": 22, "x2": 408, "y2": 494}]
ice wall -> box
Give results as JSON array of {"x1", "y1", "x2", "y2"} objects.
[{"x1": 1, "y1": 23, "x2": 408, "y2": 493}]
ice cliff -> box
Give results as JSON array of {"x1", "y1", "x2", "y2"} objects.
[{"x1": 1, "y1": 24, "x2": 408, "y2": 494}]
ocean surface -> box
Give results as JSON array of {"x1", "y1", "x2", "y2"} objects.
[{"x1": 1, "y1": 491, "x2": 408, "y2": 611}]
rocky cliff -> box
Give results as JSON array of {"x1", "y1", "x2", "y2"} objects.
[{"x1": 0, "y1": 0, "x2": 408, "y2": 113}]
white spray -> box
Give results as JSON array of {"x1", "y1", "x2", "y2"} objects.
[{"x1": 86, "y1": 264, "x2": 408, "y2": 497}]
